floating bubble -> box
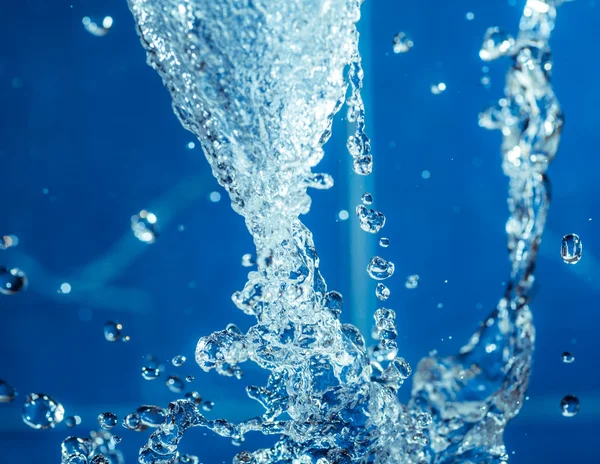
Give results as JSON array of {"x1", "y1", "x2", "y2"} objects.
[
  {"x1": 430, "y1": 82, "x2": 447, "y2": 95},
  {"x1": 103, "y1": 321, "x2": 123, "y2": 342},
  {"x1": 241, "y1": 254, "x2": 255, "y2": 268},
  {"x1": 0, "y1": 379, "x2": 16, "y2": 403},
  {"x1": 379, "y1": 237, "x2": 390, "y2": 248},
  {"x1": 22, "y1": 393, "x2": 64, "y2": 430},
  {"x1": 0, "y1": 235, "x2": 18, "y2": 250},
  {"x1": 98, "y1": 412, "x2": 118, "y2": 430},
  {"x1": 561, "y1": 234, "x2": 582, "y2": 264},
  {"x1": 562, "y1": 352, "x2": 575, "y2": 364},
  {"x1": 186, "y1": 141, "x2": 195, "y2": 149},
  {"x1": 376, "y1": 283, "x2": 390, "y2": 301},
  {"x1": 560, "y1": 395, "x2": 580, "y2": 417},
  {"x1": 0, "y1": 267, "x2": 27, "y2": 295},
  {"x1": 82, "y1": 16, "x2": 113, "y2": 37},
  {"x1": 361, "y1": 192, "x2": 373, "y2": 205},
  {"x1": 65, "y1": 415, "x2": 82, "y2": 428},
  {"x1": 479, "y1": 27, "x2": 515, "y2": 61},
  {"x1": 392, "y1": 32, "x2": 414, "y2": 54},
  {"x1": 172, "y1": 355, "x2": 187, "y2": 367},
  {"x1": 405, "y1": 275, "x2": 420, "y2": 289},
  {"x1": 131, "y1": 210, "x2": 159, "y2": 243},
  {"x1": 367, "y1": 256, "x2": 395, "y2": 280},
  {"x1": 166, "y1": 375, "x2": 185, "y2": 393},
  {"x1": 356, "y1": 205, "x2": 386, "y2": 234}
]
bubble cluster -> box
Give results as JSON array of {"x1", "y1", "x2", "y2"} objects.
[{"x1": 103, "y1": 321, "x2": 123, "y2": 342}]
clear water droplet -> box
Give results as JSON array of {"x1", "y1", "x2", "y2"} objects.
[
  {"x1": 367, "y1": 256, "x2": 395, "y2": 280},
  {"x1": 562, "y1": 352, "x2": 575, "y2": 364},
  {"x1": 185, "y1": 375, "x2": 195, "y2": 383},
  {"x1": 111, "y1": 435, "x2": 122, "y2": 445},
  {"x1": 141, "y1": 366, "x2": 161, "y2": 380},
  {"x1": 379, "y1": 237, "x2": 390, "y2": 248},
  {"x1": 22, "y1": 393, "x2": 65, "y2": 429},
  {"x1": 353, "y1": 154, "x2": 373, "y2": 176},
  {"x1": 392, "y1": 32, "x2": 414, "y2": 54},
  {"x1": 241, "y1": 254, "x2": 255, "y2": 268},
  {"x1": 103, "y1": 321, "x2": 123, "y2": 342},
  {"x1": 137, "y1": 405, "x2": 167, "y2": 427},
  {"x1": 361, "y1": 192, "x2": 373, "y2": 205},
  {"x1": 122, "y1": 412, "x2": 146, "y2": 431},
  {"x1": 166, "y1": 375, "x2": 185, "y2": 393},
  {"x1": 184, "y1": 391, "x2": 202, "y2": 405},
  {"x1": 376, "y1": 283, "x2": 390, "y2": 301},
  {"x1": 202, "y1": 401, "x2": 214, "y2": 411},
  {"x1": 0, "y1": 235, "x2": 18, "y2": 250},
  {"x1": 131, "y1": 210, "x2": 159, "y2": 244},
  {"x1": 561, "y1": 234, "x2": 582, "y2": 264},
  {"x1": 172, "y1": 355, "x2": 187, "y2": 367},
  {"x1": 430, "y1": 82, "x2": 447, "y2": 95},
  {"x1": 97, "y1": 412, "x2": 118, "y2": 430},
  {"x1": 0, "y1": 379, "x2": 17, "y2": 403},
  {"x1": 356, "y1": 205, "x2": 386, "y2": 234},
  {"x1": 560, "y1": 395, "x2": 580, "y2": 417},
  {"x1": 178, "y1": 454, "x2": 200, "y2": 464},
  {"x1": 479, "y1": 27, "x2": 515, "y2": 61},
  {"x1": 65, "y1": 415, "x2": 81, "y2": 428},
  {"x1": 405, "y1": 274, "x2": 420, "y2": 289},
  {"x1": 0, "y1": 267, "x2": 28, "y2": 295}
]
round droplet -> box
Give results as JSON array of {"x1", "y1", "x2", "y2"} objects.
[
  {"x1": 560, "y1": 395, "x2": 580, "y2": 417},
  {"x1": 136, "y1": 405, "x2": 166, "y2": 427},
  {"x1": 479, "y1": 27, "x2": 515, "y2": 61},
  {"x1": 0, "y1": 379, "x2": 17, "y2": 403},
  {"x1": 241, "y1": 254, "x2": 255, "y2": 268},
  {"x1": 178, "y1": 454, "x2": 200, "y2": 464},
  {"x1": 22, "y1": 393, "x2": 65, "y2": 430},
  {"x1": 185, "y1": 391, "x2": 202, "y2": 405},
  {"x1": 166, "y1": 375, "x2": 184, "y2": 393},
  {"x1": 97, "y1": 412, "x2": 118, "y2": 430},
  {"x1": 65, "y1": 415, "x2": 81, "y2": 428},
  {"x1": 111, "y1": 435, "x2": 122, "y2": 445},
  {"x1": 367, "y1": 256, "x2": 395, "y2": 280},
  {"x1": 376, "y1": 283, "x2": 390, "y2": 301},
  {"x1": 202, "y1": 401, "x2": 214, "y2": 411},
  {"x1": 361, "y1": 192, "x2": 373, "y2": 205},
  {"x1": 562, "y1": 352, "x2": 575, "y2": 364},
  {"x1": 122, "y1": 412, "x2": 146, "y2": 431},
  {"x1": 392, "y1": 32, "x2": 414, "y2": 54},
  {"x1": 561, "y1": 234, "x2": 582, "y2": 264},
  {"x1": 172, "y1": 355, "x2": 186, "y2": 367},
  {"x1": 405, "y1": 275, "x2": 420, "y2": 289},
  {"x1": 392, "y1": 357, "x2": 412, "y2": 379},
  {"x1": 141, "y1": 366, "x2": 161, "y2": 380},
  {"x1": 0, "y1": 267, "x2": 28, "y2": 295},
  {"x1": 379, "y1": 237, "x2": 390, "y2": 248},
  {"x1": 131, "y1": 210, "x2": 158, "y2": 244},
  {"x1": 103, "y1": 321, "x2": 123, "y2": 342},
  {"x1": 186, "y1": 375, "x2": 194, "y2": 383}
]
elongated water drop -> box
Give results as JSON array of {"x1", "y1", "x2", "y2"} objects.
[
  {"x1": 0, "y1": 267, "x2": 27, "y2": 295},
  {"x1": 172, "y1": 355, "x2": 186, "y2": 367},
  {"x1": 561, "y1": 395, "x2": 580, "y2": 417},
  {"x1": 22, "y1": 393, "x2": 65, "y2": 429},
  {"x1": 561, "y1": 234, "x2": 582, "y2": 264},
  {"x1": 367, "y1": 256, "x2": 395, "y2": 280}
]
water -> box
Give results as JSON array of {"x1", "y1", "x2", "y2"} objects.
[
  {"x1": 562, "y1": 352, "x2": 575, "y2": 363},
  {"x1": 366, "y1": 256, "x2": 395, "y2": 280},
  {"x1": 172, "y1": 355, "x2": 186, "y2": 367},
  {"x1": 561, "y1": 233, "x2": 583, "y2": 264},
  {"x1": 22, "y1": 393, "x2": 65, "y2": 430},
  {"x1": 0, "y1": 267, "x2": 27, "y2": 295},
  {"x1": 560, "y1": 395, "x2": 580, "y2": 417}
]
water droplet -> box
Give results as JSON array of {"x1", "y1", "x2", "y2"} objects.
[
  {"x1": 367, "y1": 256, "x2": 395, "y2": 280},
  {"x1": 0, "y1": 379, "x2": 17, "y2": 403},
  {"x1": 0, "y1": 267, "x2": 28, "y2": 295},
  {"x1": 166, "y1": 375, "x2": 185, "y2": 393},
  {"x1": 405, "y1": 275, "x2": 420, "y2": 289},
  {"x1": 430, "y1": 82, "x2": 447, "y2": 95},
  {"x1": 141, "y1": 366, "x2": 161, "y2": 380},
  {"x1": 137, "y1": 405, "x2": 167, "y2": 427},
  {"x1": 376, "y1": 283, "x2": 390, "y2": 301},
  {"x1": 59, "y1": 282, "x2": 72, "y2": 294},
  {"x1": 97, "y1": 412, "x2": 118, "y2": 430},
  {"x1": 178, "y1": 454, "x2": 200, "y2": 464},
  {"x1": 202, "y1": 401, "x2": 214, "y2": 411},
  {"x1": 353, "y1": 154, "x2": 373, "y2": 176},
  {"x1": 361, "y1": 192, "x2": 373, "y2": 205},
  {"x1": 421, "y1": 170, "x2": 431, "y2": 179},
  {"x1": 131, "y1": 210, "x2": 158, "y2": 243},
  {"x1": 0, "y1": 235, "x2": 18, "y2": 250},
  {"x1": 172, "y1": 355, "x2": 187, "y2": 367},
  {"x1": 561, "y1": 234, "x2": 582, "y2": 264},
  {"x1": 185, "y1": 375, "x2": 195, "y2": 383},
  {"x1": 122, "y1": 412, "x2": 146, "y2": 431},
  {"x1": 82, "y1": 16, "x2": 113, "y2": 37},
  {"x1": 392, "y1": 32, "x2": 414, "y2": 54},
  {"x1": 338, "y1": 210, "x2": 349, "y2": 221},
  {"x1": 466, "y1": 11, "x2": 475, "y2": 21},
  {"x1": 241, "y1": 254, "x2": 255, "y2": 268},
  {"x1": 562, "y1": 352, "x2": 575, "y2": 364},
  {"x1": 65, "y1": 415, "x2": 81, "y2": 428},
  {"x1": 186, "y1": 141, "x2": 195, "y2": 149},
  {"x1": 560, "y1": 395, "x2": 580, "y2": 417},
  {"x1": 416, "y1": 412, "x2": 433, "y2": 428},
  {"x1": 61, "y1": 436, "x2": 94, "y2": 462},
  {"x1": 392, "y1": 357, "x2": 412, "y2": 379},
  {"x1": 209, "y1": 191, "x2": 221, "y2": 202},
  {"x1": 356, "y1": 205, "x2": 386, "y2": 234},
  {"x1": 379, "y1": 237, "x2": 390, "y2": 248},
  {"x1": 111, "y1": 435, "x2": 122, "y2": 445},
  {"x1": 479, "y1": 27, "x2": 515, "y2": 61},
  {"x1": 103, "y1": 321, "x2": 123, "y2": 342},
  {"x1": 22, "y1": 393, "x2": 65, "y2": 429},
  {"x1": 306, "y1": 173, "x2": 334, "y2": 190}
]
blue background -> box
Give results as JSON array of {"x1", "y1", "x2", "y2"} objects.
[{"x1": 1, "y1": 0, "x2": 599, "y2": 462}]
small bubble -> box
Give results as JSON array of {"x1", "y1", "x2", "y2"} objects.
[
  {"x1": 367, "y1": 256, "x2": 395, "y2": 280},
  {"x1": 141, "y1": 366, "x2": 161, "y2": 380},
  {"x1": 186, "y1": 141, "x2": 195, "y2": 149},
  {"x1": 60, "y1": 282, "x2": 72, "y2": 294},
  {"x1": 392, "y1": 32, "x2": 414, "y2": 54},
  {"x1": 560, "y1": 395, "x2": 580, "y2": 417},
  {"x1": 405, "y1": 275, "x2": 420, "y2": 289},
  {"x1": 241, "y1": 254, "x2": 255, "y2": 268},
  {"x1": 421, "y1": 170, "x2": 431, "y2": 179},
  {"x1": 209, "y1": 191, "x2": 221, "y2": 202},
  {"x1": 0, "y1": 379, "x2": 17, "y2": 403},
  {"x1": 202, "y1": 401, "x2": 214, "y2": 411},
  {"x1": 166, "y1": 375, "x2": 185, "y2": 393},
  {"x1": 562, "y1": 352, "x2": 575, "y2": 364},
  {"x1": 431, "y1": 82, "x2": 447, "y2": 95},
  {"x1": 379, "y1": 237, "x2": 390, "y2": 248},
  {"x1": 22, "y1": 393, "x2": 65, "y2": 430},
  {"x1": 338, "y1": 210, "x2": 349, "y2": 221},
  {"x1": 561, "y1": 234, "x2": 582, "y2": 264},
  {"x1": 479, "y1": 27, "x2": 515, "y2": 61},
  {"x1": 0, "y1": 235, "x2": 18, "y2": 250},
  {"x1": 466, "y1": 11, "x2": 475, "y2": 20},
  {"x1": 0, "y1": 267, "x2": 28, "y2": 295},
  {"x1": 172, "y1": 355, "x2": 186, "y2": 367},
  {"x1": 131, "y1": 210, "x2": 158, "y2": 244},
  {"x1": 376, "y1": 283, "x2": 390, "y2": 301},
  {"x1": 97, "y1": 412, "x2": 118, "y2": 430},
  {"x1": 361, "y1": 192, "x2": 373, "y2": 205},
  {"x1": 103, "y1": 321, "x2": 123, "y2": 342},
  {"x1": 186, "y1": 375, "x2": 195, "y2": 383},
  {"x1": 65, "y1": 415, "x2": 81, "y2": 427}
]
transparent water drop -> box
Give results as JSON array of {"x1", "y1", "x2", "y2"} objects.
[
  {"x1": 241, "y1": 254, "x2": 255, "y2": 268},
  {"x1": 392, "y1": 32, "x2": 414, "y2": 54},
  {"x1": 560, "y1": 395, "x2": 580, "y2": 417},
  {"x1": 562, "y1": 352, "x2": 575, "y2": 364},
  {"x1": 111, "y1": 435, "x2": 122, "y2": 445},
  {"x1": 22, "y1": 393, "x2": 65, "y2": 430},
  {"x1": 379, "y1": 237, "x2": 390, "y2": 248},
  {"x1": 141, "y1": 366, "x2": 160, "y2": 380},
  {"x1": 367, "y1": 256, "x2": 395, "y2": 280},
  {"x1": 97, "y1": 412, "x2": 118, "y2": 430},
  {"x1": 137, "y1": 405, "x2": 167, "y2": 427},
  {"x1": 0, "y1": 267, "x2": 28, "y2": 295},
  {"x1": 356, "y1": 205, "x2": 386, "y2": 234},
  {"x1": 479, "y1": 27, "x2": 515, "y2": 61},
  {"x1": 65, "y1": 415, "x2": 82, "y2": 428},
  {"x1": 361, "y1": 192, "x2": 373, "y2": 205},
  {"x1": 61, "y1": 436, "x2": 94, "y2": 462},
  {"x1": 82, "y1": 16, "x2": 113, "y2": 37},
  {"x1": 91, "y1": 455, "x2": 111, "y2": 464},
  {"x1": 0, "y1": 379, "x2": 17, "y2": 403},
  {"x1": 202, "y1": 401, "x2": 214, "y2": 411},
  {"x1": 306, "y1": 173, "x2": 334, "y2": 190},
  {"x1": 166, "y1": 375, "x2": 185, "y2": 393},
  {"x1": 376, "y1": 283, "x2": 390, "y2": 301},
  {"x1": 172, "y1": 355, "x2": 187, "y2": 367},
  {"x1": 405, "y1": 274, "x2": 420, "y2": 289},
  {"x1": 131, "y1": 210, "x2": 158, "y2": 244},
  {"x1": 185, "y1": 375, "x2": 194, "y2": 383},
  {"x1": 561, "y1": 234, "x2": 582, "y2": 264},
  {"x1": 122, "y1": 412, "x2": 146, "y2": 431},
  {"x1": 178, "y1": 454, "x2": 200, "y2": 464},
  {"x1": 0, "y1": 235, "x2": 18, "y2": 250},
  {"x1": 103, "y1": 321, "x2": 123, "y2": 342},
  {"x1": 391, "y1": 357, "x2": 412, "y2": 379},
  {"x1": 184, "y1": 391, "x2": 202, "y2": 405},
  {"x1": 338, "y1": 210, "x2": 349, "y2": 221}
]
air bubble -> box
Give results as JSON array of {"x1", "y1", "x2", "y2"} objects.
[
  {"x1": 22, "y1": 393, "x2": 65, "y2": 430},
  {"x1": 562, "y1": 352, "x2": 575, "y2": 364},
  {"x1": 392, "y1": 32, "x2": 414, "y2": 54},
  {"x1": 405, "y1": 275, "x2": 420, "y2": 289},
  {"x1": 103, "y1": 321, "x2": 123, "y2": 342},
  {"x1": 172, "y1": 355, "x2": 187, "y2": 367},
  {"x1": 561, "y1": 234, "x2": 582, "y2": 264},
  {"x1": 560, "y1": 395, "x2": 580, "y2": 417},
  {"x1": 376, "y1": 283, "x2": 390, "y2": 301},
  {"x1": 97, "y1": 412, "x2": 118, "y2": 430},
  {"x1": 367, "y1": 256, "x2": 395, "y2": 280},
  {"x1": 131, "y1": 210, "x2": 158, "y2": 244},
  {"x1": 0, "y1": 267, "x2": 28, "y2": 295},
  {"x1": 0, "y1": 379, "x2": 16, "y2": 403}
]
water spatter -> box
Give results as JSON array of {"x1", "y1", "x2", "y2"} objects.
[
  {"x1": 561, "y1": 233, "x2": 582, "y2": 264},
  {"x1": 0, "y1": 379, "x2": 17, "y2": 403},
  {"x1": 392, "y1": 32, "x2": 414, "y2": 54},
  {"x1": 560, "y1": 395, "x2": 580, "y2": 417},
  {"x1": 131, "y1": 210, "x2": 158, "y2": 244},
  {"x1": 98, "y1": 412, "x2": 118, "y2": 430},
  {"x1": 0, "y1": 267, "x2": 28, "y2": 295},
  {"x1": 22, "y1": 393, "x2": 65, "y2": 430}
]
